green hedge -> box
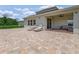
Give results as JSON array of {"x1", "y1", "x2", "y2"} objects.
[{"x1": 0, "y1": 25, "x2": 24, "y2": 29}]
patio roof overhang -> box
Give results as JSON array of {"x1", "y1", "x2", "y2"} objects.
[
  {"x1": 36, "y1": 6, "x2": 79, "y2": 17},
  {"x1": 24, "y1": 6, "x2": 79, "y2": 19}
]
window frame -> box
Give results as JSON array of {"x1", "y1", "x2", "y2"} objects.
[
  {"x1": 28, "y1": 20, "x2": 36, "y2": 26},
  {"x1": 33, "y1": 20, "x2": 36, "y2": 25}
]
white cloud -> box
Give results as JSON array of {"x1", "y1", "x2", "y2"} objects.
[
  {"x1": 39, "y1": 5, "x2": 55, "y2": 10},
  {"x1": 56, "y1": 6, "x2": 64, "y2": 9},
  {"x1": 39, "y1": 5, "x2": 64, "y2": 10},
  {"x1": 14, "y1": 8, "x2": 22, "y2": 11},
  {"x1": 22, "y1": 8, "x2": 30, "y2": 12},
  {"x1": 0, "y1": 8, "x2": 35, "y2": 21},
  {"x1": 0, "y1": 10, "x2": 3, "y2": 17},
  {"x1": 3, "y1": 10, "x2": 15, "y2": 17},
  {"x1": 0, "y1": 15, "x2": 3, "y2": 17},
  {"x1": 23, "y1": 11, "x2": 36, "y2": 15},
  {"x1": 15, "y1": 8, "x2": 36, "y2": 18},
  {"x1": 0, "y1": 10, "x2": 19, "y2": 19}
]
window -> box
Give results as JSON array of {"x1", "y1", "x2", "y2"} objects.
[
  {"x1": 30, "y1": 20, "x2": 32, "y2": 25},
  {"x1": 33, "y1": 20, "x2": 36, "y2": 25},
  {"x1": 28, "y1": 20, "x2": 36, "y2": 26},
  {"x1": 68, "y1": 23, "x2": 73, "y2": 26},
  {"x1": 28, "y1": 20, "x2": 30, "y2": 25}
]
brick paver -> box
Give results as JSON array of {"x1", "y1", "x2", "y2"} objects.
[{"x1": 0, "y1": 28, "x2": 79, "y2": 54}]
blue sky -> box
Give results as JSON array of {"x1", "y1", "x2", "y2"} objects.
[{"x1": 0, "y1": 5, "x2": 72, "y2": 21}]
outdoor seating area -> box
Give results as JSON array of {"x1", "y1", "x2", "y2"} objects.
[
  {"x1": 27, "y1": 26, "x2": 37, "y2": 31},
  {"x1": 27, "y1": 25, "x2": 73, "y2": 32},
  {"x1": 27, "y1": 25, "x2": 43, "y2": 32}
]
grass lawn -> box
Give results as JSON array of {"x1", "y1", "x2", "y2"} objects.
[{"x1": 0, "y1": 25, "x2": 24, "y2": 29}]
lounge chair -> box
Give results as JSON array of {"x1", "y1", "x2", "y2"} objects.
[
  {"x1": 33, "y1": 26, "x2": 43, "y2": 32},
  {"x1": 33, "y1": 25, "x2": 43, "y2": 32},
  {"x1": 27, "y1": 26, "x2": 37, "y2": 31}
]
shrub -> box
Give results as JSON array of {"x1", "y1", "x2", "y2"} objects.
[{"x1": 0, "y1": 16, "x2": 24, "y2": 29}]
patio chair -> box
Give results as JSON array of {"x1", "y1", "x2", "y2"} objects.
[
  {"x1": 27, "y1": 26, "x2": 37, "y2": 31},
  {"x1": 33, "y1": 25, "x2": 43, "y2": 32},
  {"x1": 33, "y1": 27, "x2": 43, "y2": 32}
]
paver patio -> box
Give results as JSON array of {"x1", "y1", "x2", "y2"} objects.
[{"x1": 0, "y1": 28, "x2": 79, "y2": 54}]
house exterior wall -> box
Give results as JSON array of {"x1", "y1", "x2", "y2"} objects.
[
  {"x1": 73, "y1": 12, "x2": 79, "y2": 34},
  {"x1": 24, "y1": 18, "x2": 28, "y2": 28},
  {"x1": 24, "y1": 13, "x2": 73, "y2": 30},
  {"x1": 49, "y1": 13, "x2": 73, "y2": 29},
  {"x1": 24, "y1": 17, "x2": 36, "y2": 28},
  {"x1": 36, "y1": 16, "x2": 47, "y2": 29},
  {"x1": 24, "y1": 16, "x2": 47, "y2": 29}
]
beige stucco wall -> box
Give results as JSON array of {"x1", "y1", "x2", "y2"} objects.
[
  {"x1": 24, "y1": 16, "x2": 47, "y2": 29},
  {"x1": 36, "y1": 16, "x2": 47, "y2": 29},
  {"x1": 24, "y1": 16, "x2": 36, "y2": 28},
  {"x1": 24, "y1": 18, "x2": 28, "y2": 28},
  {"x1": 73, "y1": 12, "x2": 79, "y2": 34}
]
